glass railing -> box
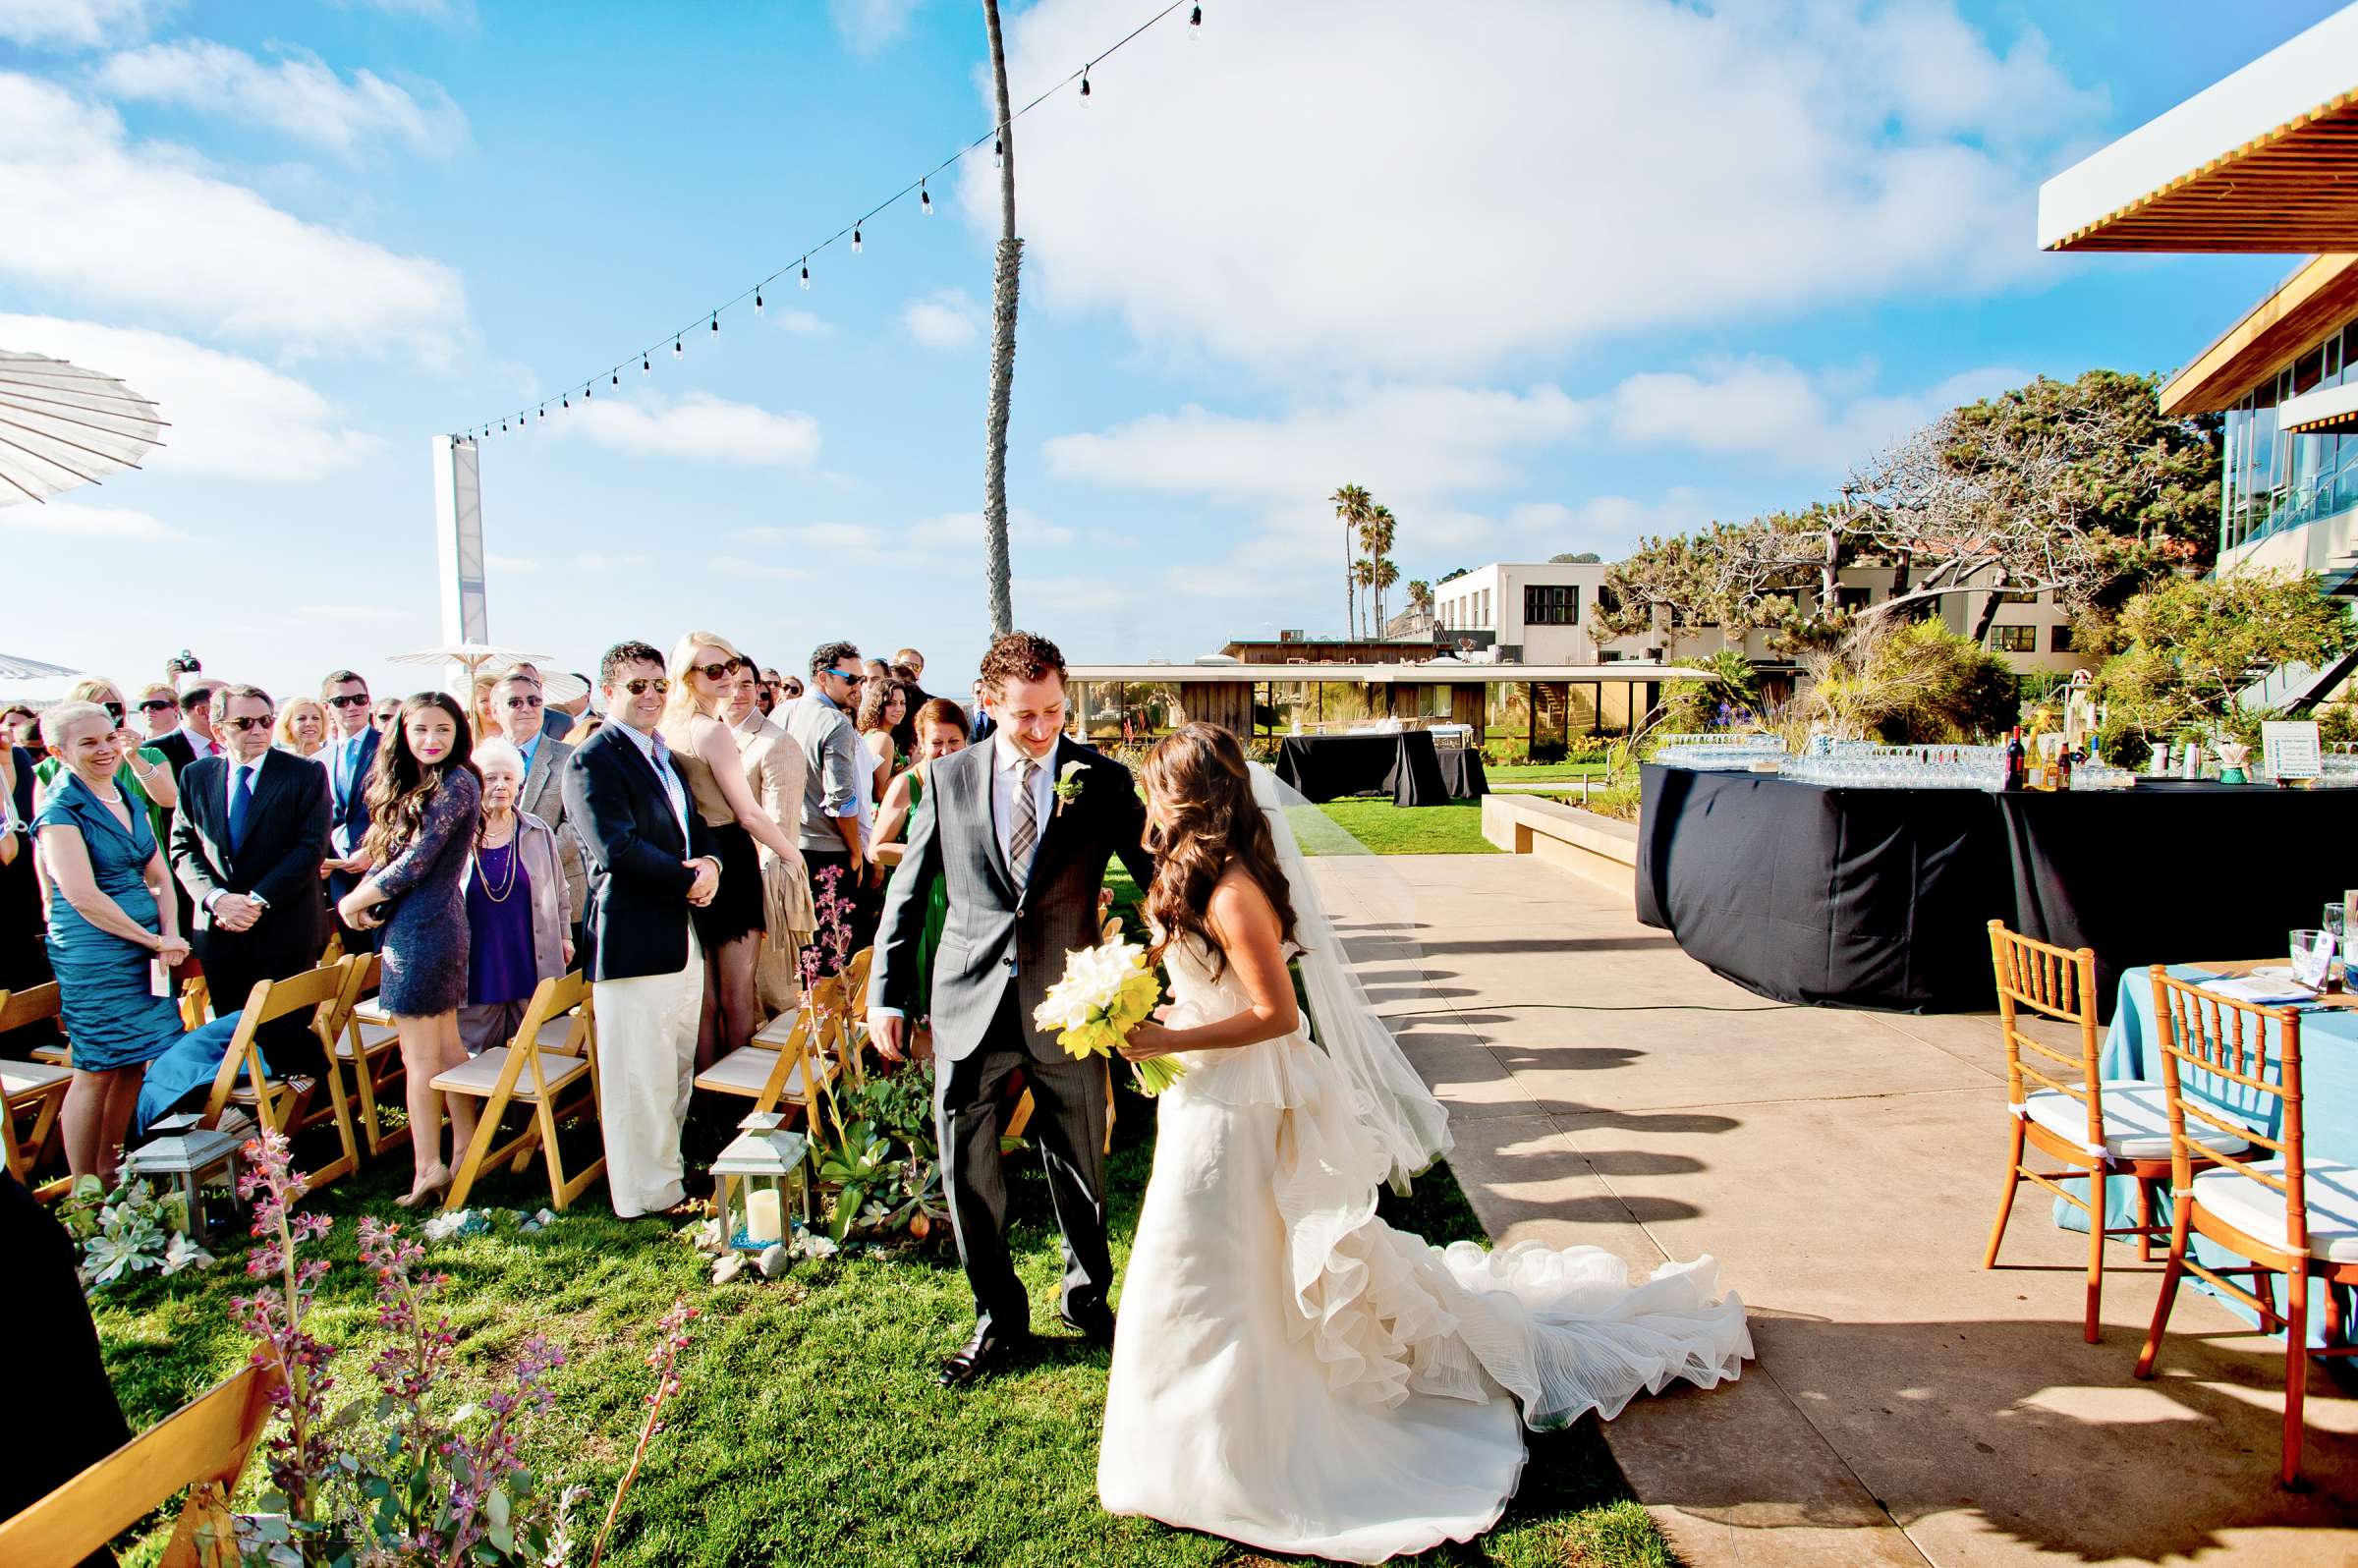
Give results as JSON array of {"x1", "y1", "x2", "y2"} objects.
[{"x1": 2223, "y1": 468, "x2": 2358, "y2": 554}]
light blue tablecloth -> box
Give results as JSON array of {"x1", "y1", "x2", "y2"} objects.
[{"x1": 2051, "y1": 967, "x2": 2352, "y2": 1348}]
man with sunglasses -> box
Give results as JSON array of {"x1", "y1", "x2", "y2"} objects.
[
  {"x1": 172, "y1": 684, "x2": 331, "y2": 1080},
  {"x1": 562, "y1": 641, "x2": 721, "y2": 1219},
  {"x1": 778, "y1": 640, "x2": 870, "y2": 973},
  {"x1": 493, "y1": 670, "x2": 588, "y2": 951},
  {"x1": 319, "y1": 670, "x2": 380, "y2": 948}
]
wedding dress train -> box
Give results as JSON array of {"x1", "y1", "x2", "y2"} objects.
[{"x1": 1095, "y1": 931, "x2": 1751, "y2": 1563}]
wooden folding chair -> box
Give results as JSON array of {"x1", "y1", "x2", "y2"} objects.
[
  {"x1": 698, "y1": 980, "x2": 847, "y2": 1132},
  {"x1": 0, "y1": 982, "x2": 70, "y2": 1195},
  {"x1": 434, "y1": 971, "x2": 604, "y2": 1211},
  {"x1": 2136, "y1": 970, "x2": 2358, "y2": 1486},
  {"x1": 333, "y1": 953, "x2": 407, "y2": 1156},
  {"x1": 0, "y1": 974, "x2": 70, "y2": 1067},
  {"x1": 177, "y1": 974, "x2": 211, "y2": 1033},
  {"x1": 198, "y1": 960, "x2": 362, "y2": 1188},
  {"x1": 0, "y1": 1360, "x2": 282, "y2": 1568},
  {"x1": 1981, "y1": 922, "x2": 2255, "y2": 1343}
]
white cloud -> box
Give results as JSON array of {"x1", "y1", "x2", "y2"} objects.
[
  {"x1": 0, "y1": 74, "x2": 468, "y2": 361},
  {"x1": 830, "y1": 0, "x2": 922, "y2": 55},
  {"x1": 1017, "y1": 575, "x2": 1132, "y2": 612},
  {"x1": 0, "y1": 500, "x2": 183, "y2": 538},
  {"x1": 483, "y1": 552, "x2": 536, "y2": 572},
  {"x1": 0, "y1": 0, "x2": 173, "y2": 50},
  {"x1": 907, "y1": 509, "x2": 1073, "y2": 549},
  {"x1": 1044, "y1": 383, "x2": 1592, "y2": 504},
  {"x1": 295, "y1": 601, "x2": 404, "y2": 621},
  {"x1": 769, "y1": 308, "x2": 829, "y2": 338},
  {"x1": 566, "y1": 392, "x2": 820, "y2": 467},
  {"x1": 901, "y1": 288, "x2": 984, "y2": 352},
  {"x1": 328, "y1": 0, "x2": 476, "y2": 23},
  {"x1": 731, "y1": 522, "x2": 882, "y2": 553},
  {"x1": 0, "y1": 313, "x2": 382, "y2": 480},
  {"x1": 1606, "y1": 358, "x2": 2030, "y2": 471},
  {"x1": 712, "y1": 554, "x2": 811, "y2": 583},
  {"x1": 965, "y1": 0, "x2": 2102, "y2": 377},
  {"x1": 94, "y1": 40, "x2": 467, "y2": 157}
]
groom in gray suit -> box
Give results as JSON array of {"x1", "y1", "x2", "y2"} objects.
[{"x1": 869, "y1": 631, "x2": 1154, "y2": 1386}]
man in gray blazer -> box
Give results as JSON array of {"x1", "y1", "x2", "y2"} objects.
[
  {"x1": 491, "y1": 671, "x2": 588, "y2": 951},
  {"x1": 868, "y1": 631, "x2": 1153, "y2": 1387}
]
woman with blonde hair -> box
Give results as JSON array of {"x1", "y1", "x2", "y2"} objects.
[
  {"x1": 720, "y1": 657, "x2": 814, "y2": 1017},
  {"x1": 274, "y1": 697, "x2": 328, "y2": 757},
  {"x1": 659, "y1": 632, "x2": 810, "y2": 1061},
  {"x1": 469, "y1": 671, "x2": 502, "y2": 745}
]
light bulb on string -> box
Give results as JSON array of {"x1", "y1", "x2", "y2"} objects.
[
  {"x1": 853, "y1": 227, "x2": 863, "y2": 254},
  {"x1": 993, "y1": 138, "x2": 1003, "y2": 170},
  {"x1": 673, "y1": 337, "x2": 683, "y2": 360},
  {"x1": 1080, "y1": 67, "x2": 1091, "y2": 102},
  {"x1": 561, "y1": 394, "x2": 569, "y2": 410},
  {"x1": 584, "y1": 384, "x2": 591, "y2": 400},
  {"x1": 1188, "y1": 4, "x2": 1202, "y2": 35},
  {"x1": 800, "y1": 259, "x2": 811, "y2": 290},
  {"x1": 612, "y1": 370, "x2": 620, "y2": 386},
  {"x1": 756, "y1": 289, "x2": 764, "y2": 314},
  {"x1": 642, "y1": 355, "x2": 650, "y2": 376},
  {"x1": 921, "y1": 182, "x2": 932, "y2": 215},
  {"x1": 709, "y1": 312, "x2": 719, "y2": 341}
]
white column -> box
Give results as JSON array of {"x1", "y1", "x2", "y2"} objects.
[{"x1": 430, "y1": 435, "x2": 486, "y2": 694}]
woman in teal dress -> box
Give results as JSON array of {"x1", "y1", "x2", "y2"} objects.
[
  {"x1": 873, "y1": 699, "x2": 970, "y2": 1031},
  {"x1": 31, "y1": 701, "x2": 192, "y2": 1184}
]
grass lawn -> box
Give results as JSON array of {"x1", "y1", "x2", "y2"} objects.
[
  {"x1": 84, "y1": 858, "x2": 1662, "y2": 1566},
  {"x1": 94, "y1": 1101, "x2": 1664, "y2": 1567},
  {"x1": 1485, "y1": 762, "x2": 1612, "y2": 783},
  {"x1": 1314, "y1": 799, "x2": 1499, "y2": 856}
]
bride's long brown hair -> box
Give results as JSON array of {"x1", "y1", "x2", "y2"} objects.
[{"x1": 1141, "y1": 723, "x2": 1298, "y2": 980}]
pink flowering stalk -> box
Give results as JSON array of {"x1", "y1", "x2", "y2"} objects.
[
  {"x1": 796, "y1": 865, "x2": 860, "y2": 1141},
  {"x1": 589, "y1": 1297, "x2": 699, "y2": 1568},
  {"x1": 229, "y1": 1129, "x2": 338, "y2": 1531}
]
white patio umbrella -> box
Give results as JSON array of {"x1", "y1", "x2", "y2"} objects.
[
  {"x1": 0, "y1": 350, "x2": 167, "y2": 506},
  {"x1": 0, "y1": 651, "x2": 81, "y2": 681},
  {"x1": 387, "y1": 642, "x2": 555, "y2": 680}
]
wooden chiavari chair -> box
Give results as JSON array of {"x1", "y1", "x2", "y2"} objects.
[
  {"x1": 0, "y1": 982, "x2": 71, "y2": 1196},
  {"x1": 1981, "y1": 923, "x2": 2255, "y2": 1342},
  {"x1": 333, "y1": 953, "x2": 407, "y2": 1155},
  {"x1": 2135, "y1": 969, "x2": 2358, "y2": 1486}
]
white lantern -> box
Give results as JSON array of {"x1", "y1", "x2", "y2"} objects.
[
  {"x1": 123, "y1": 1113, "x2": 246, "y2": 1236},
  {"x1": 711, "y1": 1111, "x2": 811, "y2": 1253}
]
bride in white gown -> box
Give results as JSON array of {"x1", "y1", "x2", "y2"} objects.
[{"x1": 1095, "y1": 724, "x2": 1750, "y2": 1564}]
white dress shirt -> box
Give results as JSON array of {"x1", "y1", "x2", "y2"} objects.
[
  {"x1": 991, "y1": 731, "x2": 1057, "y2": 885},
  {"x1": 615, "y1": 720, "x2": 692, "y2": 842},
  {"x1": 178, "y1": 722, "x2": 221, "y2": 759}
]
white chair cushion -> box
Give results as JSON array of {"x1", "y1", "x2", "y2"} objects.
[
  {"x1": 1, "y1": 1058, "x2": 71, "y2": 1095},
  {"x1": 335, "y1": 1020, "x2": 400, "y2": 1060},
  {"x1": 29, "y1": 1042, "x2": 67, "y2": 1066},
  {"x1": 351, "y1": 996, "x2": 394, "y2": 1026},
  {"x1": 431, "y1": 1047, "x2": 588, "y2": 1099},
  {"x1": 531, "y1": 1014, "x2": 583, "y2": 1053},
  {"x1": 2192, "y1": 1159, "x2": 2358, "y2": 1263},
  {"x1": 753, "y1": 1012, "x2": 803, "y2": 1046},
  {"x1": 2023, "y1": 1081, "x2": 2251, "y2": 1160},
  {"x1": 694, "y1": 1045, "x2": 814, "y2": 1098}
]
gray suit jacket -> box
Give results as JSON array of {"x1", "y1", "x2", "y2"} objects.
[
  {"x1": 520, "y1": 734, "x2": 588, "y2": 924},
  {"x1": 869, "y1": 736, "x2": 1153, "y2": 1061}
]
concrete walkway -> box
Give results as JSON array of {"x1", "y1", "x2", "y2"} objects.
[{"x1": 1310, "y1": 853, "x2": 2358, "y2": 1568}]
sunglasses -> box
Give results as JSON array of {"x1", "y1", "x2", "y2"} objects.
[
  {"x1": 825, "y1": 668, "x2": 865, "y2": 685},
  {"x1": 223, "y1": 713, "x2": 275, "y2": 733},
  {"x1": 502, "y1": 694, "x2": 545, "y2": 709},
  {"x1": 622, "y1": 677, "x2": 670, "y2": 697},
  {"x1": 137, "y1": 697, "x2": 178, "y2": 713},
  {"x1": 326, "y1": 693, "x2": 371, "y2": 708},
  {"x1": 690, "y1": 660, "x2": 740, "y2": 682}
]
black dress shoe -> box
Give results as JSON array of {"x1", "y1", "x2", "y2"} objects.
[
  {"x1": 937, "y1": 1318, "x2": 1032, "y2": 1388},
  {"x1": 1058, "y1": 1305, "x2": 1116, "y2": 1347}
]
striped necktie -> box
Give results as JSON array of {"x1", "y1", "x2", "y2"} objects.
[{"x1": 1008, "y1": 757, "x2": 1039, "y2": 884}]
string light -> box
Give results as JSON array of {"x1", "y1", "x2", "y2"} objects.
[{"x1": 454, "y1": 0, "x2": 1198, "y2": 436}]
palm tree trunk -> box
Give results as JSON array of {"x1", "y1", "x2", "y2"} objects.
[
  {"x1": 982, "y1": 0, "x2": 1019, "y2": 639},
  {"x1": 1344, "y1": 529, "x2": 1354, "y2": 642}
]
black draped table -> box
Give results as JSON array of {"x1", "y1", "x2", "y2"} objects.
[
  {"x1": 1274, "y1": 732, "x2": 1488, "y2": 807},
  {"x1": 1636, "y1": 764, "x2": 2357, "y2": 1016}
]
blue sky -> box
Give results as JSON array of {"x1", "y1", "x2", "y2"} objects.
[{"x1": 0, "y1": 0, "x2": 2343, "y2": 701}]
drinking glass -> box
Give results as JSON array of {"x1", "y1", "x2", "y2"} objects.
[
  {"x1": 2328, "y1": 903, "x2": 2348, "y2": 944},
  {"x1": 2290, "y1": 927, "x2": 2335, "y2": 990}
]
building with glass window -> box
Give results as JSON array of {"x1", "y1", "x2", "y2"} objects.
[{"x1": 2039, "y1": 5, "x2": 2358, "y2": 582}]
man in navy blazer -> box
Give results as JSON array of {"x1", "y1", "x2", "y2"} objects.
[
  {"x1": 561, "y1": 641, "x2": 720, "y2": 1218},
  {"x1": 318, "y1": 669, "x2": 380, "y2": 949},
  {"x1": 172, "y1": 684, "x2": 331, "y2": 1079}
]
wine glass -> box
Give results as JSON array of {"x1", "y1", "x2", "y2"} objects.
[{"x1": 2290, "y1": 927, "x2": 2334, "y2": 990}]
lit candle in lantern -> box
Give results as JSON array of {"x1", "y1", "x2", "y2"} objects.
[{"x1": 747, "y1": 1188, "x2": 784, "y2": 1245}]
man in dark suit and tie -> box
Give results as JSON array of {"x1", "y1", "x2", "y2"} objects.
[
  {"x1": 318, "y1": 669, "x2": 380, "y2": 950},
  {"x1": 172, "y1": 684, "x2": 331, "y2": 1079},
  {"x1": 562, "y1": 641, "x2": 721, "y2": 1218}
]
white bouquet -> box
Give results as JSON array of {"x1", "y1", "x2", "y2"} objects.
[{"x1": 1033, "y1": 930, "x2": 1182, "y2": 1095}]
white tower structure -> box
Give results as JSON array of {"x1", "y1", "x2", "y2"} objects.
[{"x1": 430, "y1": 435, "x2": 487, "y2": 690}]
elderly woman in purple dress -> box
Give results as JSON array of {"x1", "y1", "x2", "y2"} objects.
[
  {"x1": 458, "y1": 739, "x2": 574, "y2": 1056},
  {"x1": 337, "y1": 692, "x2": 481, "y2": 1208}
]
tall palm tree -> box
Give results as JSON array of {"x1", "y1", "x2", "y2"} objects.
[
  {"x1": 1363, "y1": 504, "x2": 1397, "y2": 632},
  {"x1": 982, "y1": 0, "x2": 1021, "y2": 638},
  {"x1": 1330, "y1": 483, "x2": 1372, "y2": 641}
]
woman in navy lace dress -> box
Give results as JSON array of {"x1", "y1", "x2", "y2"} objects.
[{"x1": 338, "y1": 691, "x2": 481, "y2": 1207}]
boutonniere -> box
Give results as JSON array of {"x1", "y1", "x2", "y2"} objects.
[{"x1": 1053, "y1": 758, "x2": 1090, "y2": 815}]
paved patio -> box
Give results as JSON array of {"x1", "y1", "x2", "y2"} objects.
[{"x1": 1310, "y1": 853, "x2": 2358, "y2": 1568}]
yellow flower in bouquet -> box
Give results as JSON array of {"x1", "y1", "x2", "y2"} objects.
[{"x1": 1033, "y1": 931, "x2": 1184, "y2": 1095}]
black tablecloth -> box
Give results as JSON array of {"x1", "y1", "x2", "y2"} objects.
[
  {"x1": 1636, "y1": 765, "x2": 2356, "y2": 1016},
  {"x1": 1275, "y1": 732, "x2": 1482, "y2": 807}
]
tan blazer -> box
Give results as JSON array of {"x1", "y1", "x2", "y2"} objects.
[
  {"x1": 518, "y1": 733, "x2": 589, "y2": 925},
  {"x1": 459, "y1": 812, "x2": 572, "y2": 987},
  {"x1": 737, "y1": 712, "x2": 815, "y2": 1015}
]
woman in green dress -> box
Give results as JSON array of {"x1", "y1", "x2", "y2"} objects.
[
  {"x1": 872, "y1": 699, "x2": 969, "y2": 1033},
  {"x1": 30, "y1": 677, "x2": 179, "y2": 842}
]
